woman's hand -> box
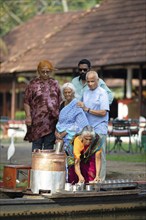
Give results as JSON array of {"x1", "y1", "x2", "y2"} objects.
[
  {"x1": 93, "y1": 176, "x2": 101, "y2": 182},
  {"x1": 55, "y1": 130, "x2": 62, "y2": 139},
  {"x1": 55, "y1": 130, "x2": 67, "y2": 140},
  {"x1": 60, "y1": 131, "x2": 67, "y2": 138},
  {"x1": 25, "y1": 115, "x2": 32, "y2": 126},
  {"x1": 75, "y1": 158, "x2": 85, "y2": 183},
  {"x1": 78, "y1": 174, "x2": 85, "y2": 183}
]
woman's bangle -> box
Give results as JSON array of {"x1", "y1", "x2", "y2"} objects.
[{"x1": 87, "y1": 108, "x2": 90, "y2": 113}]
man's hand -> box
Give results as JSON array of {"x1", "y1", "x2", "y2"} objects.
[{"x1": 77, "y1": 101, "x2": 84, "y2": 108}]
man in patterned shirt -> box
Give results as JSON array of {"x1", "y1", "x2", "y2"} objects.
[{"x1": 24, "y1": 60, "x2": 62, "y2": 151}]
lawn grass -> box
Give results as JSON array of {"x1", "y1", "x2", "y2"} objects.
[
  {"x1": 106, "y1": 153, "x2": 146, "y2": 163},
  {"x1": 0, "y1": 164, "x2": 4, "y2": 181},
  {"x1": 107, "y1": 141, "x2": 146, "y2": 163},
  {"x1": 1, "y1": 137, "x2": 24, "y2": 144}
]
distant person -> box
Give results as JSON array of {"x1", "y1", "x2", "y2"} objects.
[
  {"x1": 67, "y1": 126, "x2": 103, "y2": 184},
  {"x1": 24, "y1": 60, "x2": 62, "y2": 151},
  {"x1": 77, "y1": 70, "x2": 110, "y2": 181},
  {"x1": 55, "y1": 82, "x2": 89, "y2": 155},
  {"x1": 72, "y1": 59, "x2": 113, "y2": 104}
]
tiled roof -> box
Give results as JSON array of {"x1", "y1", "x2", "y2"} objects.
[
  {"x1": 0, "y1": 0, "x2": 146, "y2": 74},
  {"x1": 0, "y1": 11, "x2": 81, "y2": 65}
]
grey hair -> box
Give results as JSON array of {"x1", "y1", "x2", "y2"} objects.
[
  {"x1": 61, "y1": 82, "x2": 77, "y2": 99},
  {"x1": 81, "y1": 126, "x2": 96, "y2": 138},
  {"x1": 86, "y1": 70, "x2": 99, "y2": 80}
]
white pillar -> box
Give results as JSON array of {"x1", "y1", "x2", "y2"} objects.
[{"x1": 126, "y1": 67, "x2": 133, "y2": 98}]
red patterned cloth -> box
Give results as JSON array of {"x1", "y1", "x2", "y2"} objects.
[{"x1": 24, "y1": 77, "x2": 61, "y2": 142}]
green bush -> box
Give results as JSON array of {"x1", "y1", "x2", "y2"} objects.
[{"x1": 15, "y1": 111, "x2": 25, "y2": 120}]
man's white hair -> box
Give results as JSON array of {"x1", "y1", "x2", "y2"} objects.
[{"x1": 86, "y1": 70, "x2": 99, "y2": 80}]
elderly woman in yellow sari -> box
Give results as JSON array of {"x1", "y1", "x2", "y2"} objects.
[{"x1": 67, "y1": 126, "x2": 103, "y2": 184}]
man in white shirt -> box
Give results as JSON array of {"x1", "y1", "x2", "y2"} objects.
[{"x1": 77, "y1": 70, "x2": 110, "y2": 181}]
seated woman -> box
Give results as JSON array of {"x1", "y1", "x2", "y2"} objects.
[
  {"x1": 55, "y1": 82, "x2": 89, "y2": 155},
  {"x1": 67, "y1": 126, "x2": 103, "y2": 184}
]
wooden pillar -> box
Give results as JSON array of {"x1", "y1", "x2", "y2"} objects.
[
  {"x1": 139, "y1": 66, "x2": 143, "y2": 116},
  {"x1": 123, "y1": 78, "x2": 126, "y2": 99},
  {"x1": 2, "y1": 92, "x2": 7, "y2": 116},
  {"x1": 11, "y1": 77, "x2": 16, "y2": 120}
]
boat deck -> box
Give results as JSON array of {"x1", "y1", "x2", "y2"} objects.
[{"x1": 0, "y1": 186, "x2": 146, "y2": 217}]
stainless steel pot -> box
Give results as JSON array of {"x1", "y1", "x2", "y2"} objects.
[
  {"x1": 64, "y1": 183, "x2": 73, "y2": 191},
  {"x1": 72, "y1": 184, "x2": 82, "y2": 192},
  {"x1": 86, "y1": 184, "x2": 94, "y2": 191},
  {"x1": 77, "y1": 182, "x2": 85, "y2": 191}
]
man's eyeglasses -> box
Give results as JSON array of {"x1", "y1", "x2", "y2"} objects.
[{"x1": 78, "y1": 68, "x2": 88, "y2": 72}]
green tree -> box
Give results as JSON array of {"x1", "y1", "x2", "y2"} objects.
[{"x1": 0, "y1": 0, "x2": 102, "y2": 37}]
